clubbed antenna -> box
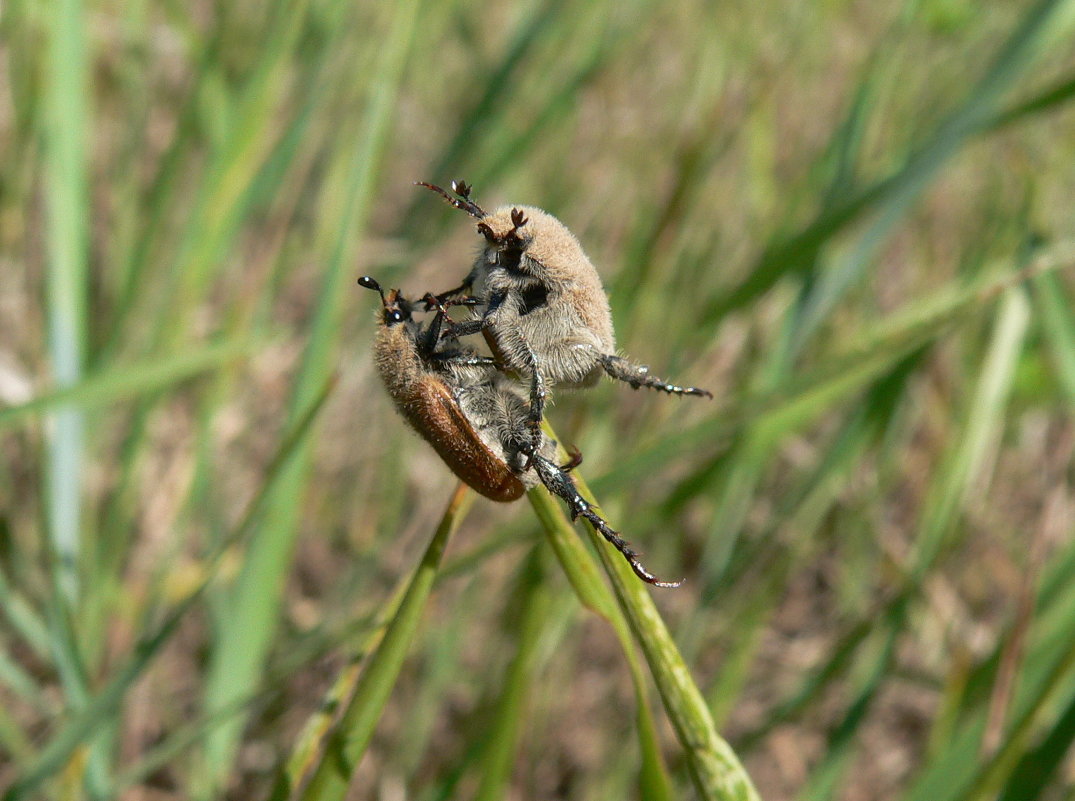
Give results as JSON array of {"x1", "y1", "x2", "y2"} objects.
[
  {"x1": 357, "y1": 275, "x2": 386, "y2": 305},
  {"x1": 415, "y1": 179, "x2": 486, "y2": 219}
]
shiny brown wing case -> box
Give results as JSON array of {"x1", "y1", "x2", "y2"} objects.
[{"x1": 403, "y1": 376, "x2": 526, "y2": 502}]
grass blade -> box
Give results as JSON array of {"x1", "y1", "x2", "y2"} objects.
[
  {"x1": 529, "y1": 484, "x2": 675, "y2": 801},
  {"x1": 1031, "y1": 269, "x2": 1075, "y2": 403},
  {"x1": 910, "y1": 287, "x2": 1031, "y2": 576},
  {"x1": 0, "y1": 338, "x2": 256, "y2": 431},
  {"x1": 996, "y1": 687, "x2": 1075, "y2": 801},
  {"x1": 295, "y1": 484, "x2": 471, "y2": 801},
  {"x1": 42, "y1": 0, "x2": 89, "y2": 605},
  {"x1": 534, "y1": 443, "x2": 759, "y2": 801}
]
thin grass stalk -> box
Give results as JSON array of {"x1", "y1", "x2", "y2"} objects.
[
  {"x1": 1032, "y1": 270, "x2": 1075, "y2": 402},
  {"x1": 294, "y1": 484, "x2": 472, "y2": 801},
  {"x1": 43, "y1": 0, "x2": 88, "y2": 609},
  {"x1": 473, "y1": 548, "x2": 553, "y2": 801},
  {"x1": 529, "y1": 428, "x2": 758, "y2": 801},
  {"x1": 0, "y1": 337, "x2": 256, "y2": 431},
  {"x1": 40, "y1": 0, "x2": 106, "y2": 792},
  {"x1": 116, "y1": 596, "x2": 396, "y2": 793},
  {"x1": 996, "y1": 680, "x2": 1075, "y2": 800},
  {"x1": 269, "y1": 526, "x2": 448, "y2": 799},
  {"x1": 910, "y1": 287, "x2": 1031, "y2": 577},
  {"x1": 529, "y1": 486, "x2": 675, "y2": 801}
]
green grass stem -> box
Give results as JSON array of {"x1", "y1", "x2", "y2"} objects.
[
  {"x1": 530, "y1": 430, "x2": 759, "y2": 801},
  {"x1": 294, "y1": 483, "x2": 472, "y2": 801}
]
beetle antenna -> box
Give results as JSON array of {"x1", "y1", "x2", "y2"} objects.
[
  {"x1": 357, "y1": 275, "x2": 386, "y2": 306},
  {"x1": 503, "y1": 207, "x2": 529, "y2": 249},
  {"x1": 415, "y1": 180, "x2": 486, "y2": 219}
]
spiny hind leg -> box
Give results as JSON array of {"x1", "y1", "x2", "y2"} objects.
[
  {"x1": 527, "y1": 453, "x2": 682, "y2": 588},
  {"x1": 598, "y1": 354, "x2": 712, "y2": 399}
]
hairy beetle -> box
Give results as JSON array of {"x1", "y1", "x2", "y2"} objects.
[{"x1": 417, "y1": 180, "x2": 712, "y2": 455}]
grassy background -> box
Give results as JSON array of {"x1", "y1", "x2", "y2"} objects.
[{"x1": 3, "y1": 0, "x2": 1075, "y2": 798}]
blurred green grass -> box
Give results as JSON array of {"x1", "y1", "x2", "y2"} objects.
[{"x1": 3, "y1": 0, "x2": 1075, "y2": 798}]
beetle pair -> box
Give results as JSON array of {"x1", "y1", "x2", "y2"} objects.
[{"x1": 361, "y1": 181, "x2": 711, "y2": 587}]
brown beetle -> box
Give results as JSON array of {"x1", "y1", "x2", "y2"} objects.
[
  {"x1": 359, "y1": 276, "x2": 680, "y2": 587},
  {"x1": 360, "y1": 275, "x2": 525, "y2": 501}
]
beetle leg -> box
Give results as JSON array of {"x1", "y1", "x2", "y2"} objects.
[
  {"x1": 520, "y1": 343, "x2": 546, "y2": 467},
  {"x1": 437, "y1": 318, "x2": 485, "y2": 340},
  {"x1": 422, "y1": 285, "x2": 477, "y2": 311},
  {"x1": 417, "y1": 301, "x2": 451, "y2": 357},
  {"x1": 598, "y1": 354, "x2": 713, "y2": 399},
  {"x1": 527, "y1": 454, "x2": 682, "y2": 588},
  {"x1": 560, "y1": 446, "x2": 583, "y2": 472}
]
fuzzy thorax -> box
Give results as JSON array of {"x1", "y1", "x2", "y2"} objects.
[{"x1": 473, "y1": 205, "x2": 615, "y2": 387}]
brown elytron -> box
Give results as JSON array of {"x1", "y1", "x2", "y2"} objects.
[{"x1": 399, "y1": 373, "x2": 525, "y2": 502}]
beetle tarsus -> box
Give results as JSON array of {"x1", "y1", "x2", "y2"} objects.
[
  {"x1": 598, "y1": 354, "x2": 712, "y2": 399},
  {"x1": 527, "y1": 453, "x2": 680, "y2": 588}
]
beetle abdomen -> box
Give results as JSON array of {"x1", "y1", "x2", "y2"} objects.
[{"x1": 400, "y1": 377, "x2": 526, "y2": 502}]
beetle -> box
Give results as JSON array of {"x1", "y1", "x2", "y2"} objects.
[
  {"x1": 359, "y1": 275, "x2": 680, "y2": 587},
  {"x1": 417, "y1": 180, "x2": 712, "y2": 455}
]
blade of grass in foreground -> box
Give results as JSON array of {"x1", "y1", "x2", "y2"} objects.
[
  {"x1": 531, "y1": 427, "x2": 758, "y2": 801},
  {"x1": 291, "y1": 484, "x2": 472, "y2": 801}
]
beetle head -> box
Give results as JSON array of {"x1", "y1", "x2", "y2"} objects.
[
  {"x1": 476, "y1": 206, "x2": 531, "y2": 272},
  {"x1": 358, "y1": 275, "x2": 413, "y2": 327}
]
